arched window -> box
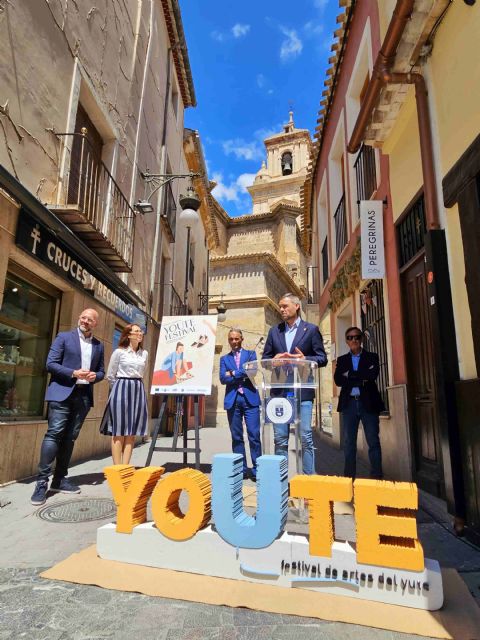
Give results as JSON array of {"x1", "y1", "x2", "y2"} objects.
[{"x1": 281, "y1": 151, "x2": 293, "y2": 176}]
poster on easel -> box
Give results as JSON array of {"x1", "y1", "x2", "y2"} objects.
[{"x1": 151, "y1": 315, "x2": 218, "y2": 395}]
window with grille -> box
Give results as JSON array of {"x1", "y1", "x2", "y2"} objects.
[
  {"x1": 398, "y1": 194, "x2": 426, "y2": 267},
  {"x1": 360, "y1": 280, "x2": 389, "y2": 412}
]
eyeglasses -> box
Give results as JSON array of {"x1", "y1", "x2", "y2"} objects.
[{"x1": 346, "y1": 335, "x2": 362, "y2": 341}]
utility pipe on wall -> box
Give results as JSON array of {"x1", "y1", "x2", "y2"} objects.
[{"x1": 347, "y1": 0, "x2": 440, "y2": 229}]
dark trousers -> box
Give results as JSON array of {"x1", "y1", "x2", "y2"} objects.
[
  {"x1": 342, "y1": 396, "x2": 383, "y2": 480},
  {"x1": 227, "y1": 394, "x2": 262, "y2": 477},
  {"x1": 38, "y1": 387, "x2": 92, "y2": 482}
]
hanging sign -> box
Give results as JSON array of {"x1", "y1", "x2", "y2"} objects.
[{"x1": 360, "y1": 200, "x2": 385, "y2": 279}]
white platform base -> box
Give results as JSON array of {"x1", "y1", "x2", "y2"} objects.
[{"x1": 97, "y1": 524, "x2": 443, "y2": 610}]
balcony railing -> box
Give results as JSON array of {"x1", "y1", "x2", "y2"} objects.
[
  {"x1": 306, "y1": 266, "x2": 319, "y2": 304},
  {"x1": 50, "y1": 131, "x2": 136, "y2": 272},
  {"x1": 161, "y1": 179, "x2": 176, "y2": 242},
  {"x1": 321, "y1": 237, "x2": 329, "y2": 285},
  {"x1": 334, "y1": 193, "x2": 347, "y2": 258},
  {"x1": 354, "y1": 143, "x2": 377, "y2": 214},
  {"x1": 169, "y1": 282, "x2": 185, "y2": 316}
]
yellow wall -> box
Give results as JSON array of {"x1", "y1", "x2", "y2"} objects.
[
  {"x1": 444, "y1": 204, "x2": 477, "y2": 380},
  {"x1": 429, "y1": 2, "x2": 480, "y2": 380},
  {"x1": 430, "y1": 2, "x2": 480, "y2": 176},
  {"x1": 382, "y1": 88, "x2": 423, "y2": 221}
]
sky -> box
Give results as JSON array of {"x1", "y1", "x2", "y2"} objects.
[{"x1": 179, "y1": 0, "x2": 340, "y2": 217}]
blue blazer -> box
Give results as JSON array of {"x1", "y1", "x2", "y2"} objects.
[
  {"x1": 262, "y1": 319, "x2": 327, "y2": 401},
  {"x1": 219, "y1": 349, "x2": 261, "y2": 410},
  {"x1": 45, "y1": 329, "x2": 105, "y2": 405}
]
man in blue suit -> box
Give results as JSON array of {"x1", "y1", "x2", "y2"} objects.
[
  {"x1": 263, "y1": 293, "x2": 327, "y2": 475},
  {"x1": 219, "y1": 328, "x2": 261, "y2": 481},
  {"x1": 31, "y1": 308, "x2": 105, "y2": 505}
]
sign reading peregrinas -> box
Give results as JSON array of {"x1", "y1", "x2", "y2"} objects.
[
  {"x1": 15, "y1": 208, "x2": 147, "y2": 331},
  {"x1": 360, "y1": 200, "x2": 385, "y2": 279}
]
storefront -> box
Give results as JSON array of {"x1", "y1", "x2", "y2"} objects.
[{"x1": 0, "y1": 169, "x2": 149, "y2": 484}]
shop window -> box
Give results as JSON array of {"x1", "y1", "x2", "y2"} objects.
[{"x1": 0, "y1": 271, "x2": 58, "y2": 419}]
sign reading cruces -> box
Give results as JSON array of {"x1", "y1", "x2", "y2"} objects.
[{"x1": 15, "y1": 208, "x2": 147, "y2": 331}]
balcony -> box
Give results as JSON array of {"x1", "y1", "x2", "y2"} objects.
[
  {"x1": 321, "y1": 237, "x2": 329, "y2": 285},
  {"x1": 334, "y1": 194, "x2": 347, "y2": 258},
  {"x1": 354, "y1": 143, "x2": 377, "y2": 212},
  {"x1": 49, "y1": 132, "x2": 136, "y2": 272}
]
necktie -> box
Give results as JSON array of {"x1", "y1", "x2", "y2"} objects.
[{"x1": 234, "y1": 351, "x2": 244, "y2": 394}]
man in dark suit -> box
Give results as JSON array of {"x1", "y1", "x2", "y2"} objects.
[
  {"x1": 219, "y1": 328, "x2": 261, "y2": 481},
  {"x1": 31, "y1": 308, "x2": 105, "y2": 505},
  {"x1": 263, "y1": 293, "x2": 327, "y2": 475},
  {"x1": 334, "y1": 326, "x2": 384, "y2": 480}
]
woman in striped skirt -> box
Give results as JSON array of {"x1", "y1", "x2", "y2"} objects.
[{"x1": 100, "y1": 324, "x2": 148, "y2": 464}]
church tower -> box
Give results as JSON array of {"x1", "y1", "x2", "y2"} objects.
[
  {"x1": 248, "y1": 110, "x2": 312, "y2": 214},
  {"x1": 206, "y1": 112, "x2": 312, "y2": 427}
]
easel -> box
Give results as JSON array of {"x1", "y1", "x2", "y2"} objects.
[{"x1": 145, "y1": 394, "x2": 201, "y2": 469}]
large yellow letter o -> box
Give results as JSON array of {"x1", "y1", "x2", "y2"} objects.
[{"x1": 151, "y1": 468, "x2": 211, "y2": 541}]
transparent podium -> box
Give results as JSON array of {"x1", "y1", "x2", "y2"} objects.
[{"x1": 244, "y1": 359, "x2": 319, "y2": 476}]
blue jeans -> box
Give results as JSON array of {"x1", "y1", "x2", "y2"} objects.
[
  {"x1": 227, "y1": 394, "x2": 262, "y2": 477},
  {"x1": 273, "y1": 400, "x2": 314, "y2": 475},
  {"x1": 342, "y1": 396, "x2": 383, "y2": 479},
  {"x1": 37, "y1": 387, "x2": 92, "y2": 482}
]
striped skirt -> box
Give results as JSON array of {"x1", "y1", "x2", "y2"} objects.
[{"x1": 99, "y1": 378, "x2": 148, "y2": 437}]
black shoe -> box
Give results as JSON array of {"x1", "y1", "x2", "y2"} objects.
[
  {"x1": 31, "y1": 481, "x2": 48, "y2": 506},
  {"x1": 250, "y1": 474, "x2": 257, "y2": 483},
  {"x1": 243, "y1": 472, "x2": 251, "y2": 480},
  {"x1": 50, "y1": 478, "x2": 81, "y2": 494}
]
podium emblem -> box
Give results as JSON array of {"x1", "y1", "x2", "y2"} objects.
[{"x1": 265, "y1": 397, "x2": 294, "y2": 424}]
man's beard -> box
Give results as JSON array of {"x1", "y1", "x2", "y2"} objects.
[{"x1": 78, "y1": 324, "x2": 92, "y2": 336}]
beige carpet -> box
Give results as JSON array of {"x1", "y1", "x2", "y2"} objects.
[{"x1": 41, "y1": 546, "x2": 480, "y2": 639}]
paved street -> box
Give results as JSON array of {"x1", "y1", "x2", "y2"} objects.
[{"x1": 1, "y1": 427, "x2": 479, "y2": 640}]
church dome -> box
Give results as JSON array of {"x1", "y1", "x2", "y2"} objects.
[{"x1": 254, "y1": 160, "x2": 269, "y2": 183}]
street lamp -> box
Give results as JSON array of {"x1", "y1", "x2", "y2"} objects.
[
  {"x1": 134, "y1": 170, "x2": 201, "y2": 214},
  {"x1": 198, "y1": 292, "x2": 227, "y2": 322},
  {"x1": 178, "y1": 185, "x2": 201, "y2": 314}
]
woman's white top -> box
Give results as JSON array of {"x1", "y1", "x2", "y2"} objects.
[{"x1": 107, "y1": 347, "x2": 148, "y2": 386}]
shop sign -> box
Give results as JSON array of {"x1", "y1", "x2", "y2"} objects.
[
  {"x1": 360, "y1": 200, "x2": 385, "y2": 279},
  {"x1": 15, "y1": 208, "x2": 147, "y2": 331}
]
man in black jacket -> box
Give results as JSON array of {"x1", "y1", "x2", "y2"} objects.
[{"x1": 334, "y1": 326, "x2": 384, "y2": 480}]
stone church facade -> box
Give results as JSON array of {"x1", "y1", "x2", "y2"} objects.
[{"x1": 206, "y1": 114, "x2": 313, "y2": 427}]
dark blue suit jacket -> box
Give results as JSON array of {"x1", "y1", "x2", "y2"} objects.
[
  {"x1": 334, "y1": 350, "x2": 385, "y2": 414},
  {"x1": 45, "y1": 329, "x2": 105, "y2": 405},
  {"x1": 262, "y1": 319, "x2": 327, "y2": 401},
  {"x1": 219, "y1": 349, "x2": 261, "y2": 410}
]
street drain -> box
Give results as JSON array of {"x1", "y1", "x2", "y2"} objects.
[{"x1": 36, "y1": 497, "x2": 116, "y2": 523}]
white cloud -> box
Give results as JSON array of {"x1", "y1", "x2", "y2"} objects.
[
  {"x1": 232, "y1": 23, "x2": 250, "y2": 38},
  {"x1": 304, "y1": 20, "x2": 324, "y2": 36},
  {"x1": 313, "y1": 0, "x2": 328, "y2": 10},
  {"x1": 236, "y1": 173, "x2": 256, "y2": 190},
  {"x1": 210, "y1": 30, "x2": 225, "y2": 42},
  {"x1": 212, "y1": 172, "x2": 256, "y2": 203},
  {"x1": 222, "y1": 138, "x2": 264, "y2": 162},
  {"x1": 279, "y1": 27, "x2": 303, "y2": 61},
  {"x1": 256, "y1": 73, "x2": 266, "y2": 88}
]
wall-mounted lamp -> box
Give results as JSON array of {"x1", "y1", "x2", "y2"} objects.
[
  {"x1": 198, "y1": 292, "x2": 227, "y2": 322},
  {"x1": 134, "y1": 171, "x2": 201, "y2": 215}
]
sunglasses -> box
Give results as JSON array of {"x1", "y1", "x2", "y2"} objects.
[{"x1": 346, "y1": 335, "x2": 362, "y2": 341}]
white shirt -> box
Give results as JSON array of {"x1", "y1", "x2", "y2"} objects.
[
  {"x1": 77, "y1": 328, "x2": 93, "y2": 385},
  {"x1": 107, "y1": 346, "x2": 148, "y2": 386}
]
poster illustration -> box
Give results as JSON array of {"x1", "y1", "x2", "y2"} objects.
[{"x1": 151, "y1": 315, "x2": 218, "y2": 396}]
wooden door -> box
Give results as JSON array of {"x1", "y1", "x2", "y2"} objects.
[{"x1": 401, "y1": 253, "x2": 444, "y2": 496}]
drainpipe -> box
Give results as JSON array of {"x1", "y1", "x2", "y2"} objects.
[
  {"x1": 347, "y1": 0, "x2": 415, "y2": 154},
  {"x1": 347, "y1": 0, "x2": 440, "y2": 230}
]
